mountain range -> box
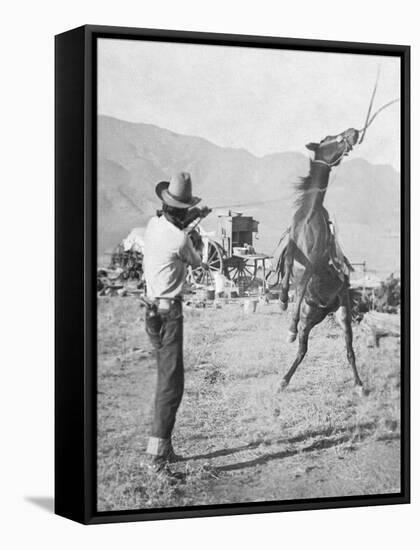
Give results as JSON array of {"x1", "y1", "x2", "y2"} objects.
[{"x1": 98, "y1": 115, "x2": 400, "y2": 273}]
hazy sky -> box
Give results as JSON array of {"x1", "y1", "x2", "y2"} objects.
[{"x1": 98, "y1": 38, "x2": 400, "y2": 170}]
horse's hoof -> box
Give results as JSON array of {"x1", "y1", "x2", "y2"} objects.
[
  {"x1": 357, "y1": 385, "x2": 369, "y2": 397},
  {"x1": 279, "y1": 299, "x2": 288, "y2": 311},
  {"x1": 354, "y1": 384, "x2": 368, "y2": 397},
  {"x1": 286, "y1": 331, "x2": 297, "y2": 343},
  {"x1": 278, "y1": 379, "x2": 289, "y2": 392}
]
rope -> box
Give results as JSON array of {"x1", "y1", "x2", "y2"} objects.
[
  {"x1": 359, "y1": 98, "x2": 400, "y2": 137},
  {"x1": 359, "y1": 66, "x2": 380, "y2": 144}
]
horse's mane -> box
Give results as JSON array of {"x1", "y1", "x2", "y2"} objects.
[{"x1": 293, "y1": 160, "x2": 315, "y2": 209}]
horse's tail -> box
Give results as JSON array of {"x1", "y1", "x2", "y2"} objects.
[
  {"x1": 265, "y1": 227, "x2": 292, "y2": 288},
  {"x1": 266, "y1": 235, "x2": 292, "y2": 287},
  {"x1": 272, "y1": 227, "x2": 290, "y2": 265}
]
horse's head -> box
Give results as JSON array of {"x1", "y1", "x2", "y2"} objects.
[
  {"x1": 304, "y1": 74, "x2": 399, "y2": 169},
  {"x1": 306, "y1": 128, "x2": 359, "y2": 168}
]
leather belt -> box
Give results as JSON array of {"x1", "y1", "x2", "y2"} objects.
[
  {"x1": 156, "y1": 297, "x2": 183, "y2": 314},
  {"x1": 156, "y1": 298, "x2": 172, "y2": 311},
  {"x1": 140, "y1": 295, "x2": 182, "y2": 311}
]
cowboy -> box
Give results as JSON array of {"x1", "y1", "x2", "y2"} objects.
[{"x1": 142, "y1": 172, "x2": 204, "y2": 474}]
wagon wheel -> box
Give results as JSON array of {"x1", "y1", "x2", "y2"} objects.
[
  {"x1": 224, "y1": 257, "x2": 257, "y2": 290},
  {"x1": 190, "y1": 239, "x2": 224, "y2": 286}
]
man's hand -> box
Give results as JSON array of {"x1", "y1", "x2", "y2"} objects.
[{"x1": 199, "y1": 206, "x2": 212, "y2": 218}]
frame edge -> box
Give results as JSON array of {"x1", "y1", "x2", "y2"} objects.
[{"x1": 55, "y1": 25, "x2": 89, "y2": 525}]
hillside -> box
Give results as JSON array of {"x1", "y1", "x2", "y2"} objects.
[{"x1": 98, "y1": 115, "x2": 400, "y2": 272}]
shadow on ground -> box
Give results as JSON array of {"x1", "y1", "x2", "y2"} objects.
[
  {"x1": 25, "y1": 497, "x2": 54, "y2": 513},
  {"x1": 187, "y1": 421, "x2": 379, "y2": 467}
]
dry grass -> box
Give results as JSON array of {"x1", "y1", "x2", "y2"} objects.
[{"x1": 97, "y1": 297, "x2": 401, "y2": 511}]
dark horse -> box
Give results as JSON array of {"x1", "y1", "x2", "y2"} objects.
[{"x1": 277, "y1": 128, "x2": 364, "y2": 393}]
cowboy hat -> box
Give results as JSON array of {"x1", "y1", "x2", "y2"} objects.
[{"x1": 155, "y1": 172, "x2": 201, "y2": 209}]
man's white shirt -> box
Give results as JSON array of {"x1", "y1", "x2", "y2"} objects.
[{"x1": 144, "y1": 215, "x2": 202, "y2": 299}]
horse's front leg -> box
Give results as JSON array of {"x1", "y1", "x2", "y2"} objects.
[{"x1": 279, "y1": 243, "x2": 294, "y2": 310}]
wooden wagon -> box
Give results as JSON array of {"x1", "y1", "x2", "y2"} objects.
[{"x1": 189, "y1": 211, "x2": 272, "y2": 292}]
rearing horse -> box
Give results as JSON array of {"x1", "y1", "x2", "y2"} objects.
[
  {"x1": 275, "y1": 73, "x2": 399, "y2": 393},
  {"x1": 277, "y1": 128, "x2": 364, "y2": 392}
]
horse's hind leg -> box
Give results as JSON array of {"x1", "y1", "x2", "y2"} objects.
[
  {"x1": 287, "y1": 266, "x2": 312, "y2": 342},
  {"x1": 279, "y1": 301, "x2": 328, "y2": 390},
  {"x1": 279, "y1": 324, "x2": 310, "y2": 390},
  {"x1": 335, "y1": 290, "x2": 364, "y2": 390}
]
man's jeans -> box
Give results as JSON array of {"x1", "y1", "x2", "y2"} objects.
[{"x1": 145, "y1": 300, "x2": 184, "y2": 441}]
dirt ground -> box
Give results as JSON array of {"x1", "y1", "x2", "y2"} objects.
[{"x1": 97, "y1": 297, "x2": 401, "y2": 512}]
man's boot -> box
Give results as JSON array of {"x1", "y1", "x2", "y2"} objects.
[{"x1": 142, "y1": 437, "x2": 184, "y2": 479}]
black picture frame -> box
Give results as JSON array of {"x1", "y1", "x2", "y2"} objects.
[{"x1": 55, "y1": 24, "x2": 410, "y2": 525}]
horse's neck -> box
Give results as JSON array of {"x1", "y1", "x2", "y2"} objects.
[
  {"x1": 303, "y1": 163, "x2": 330, "y2": 215},
  {"x1": 292, "y1": 163, "x2": 332, "y2": 260}
]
